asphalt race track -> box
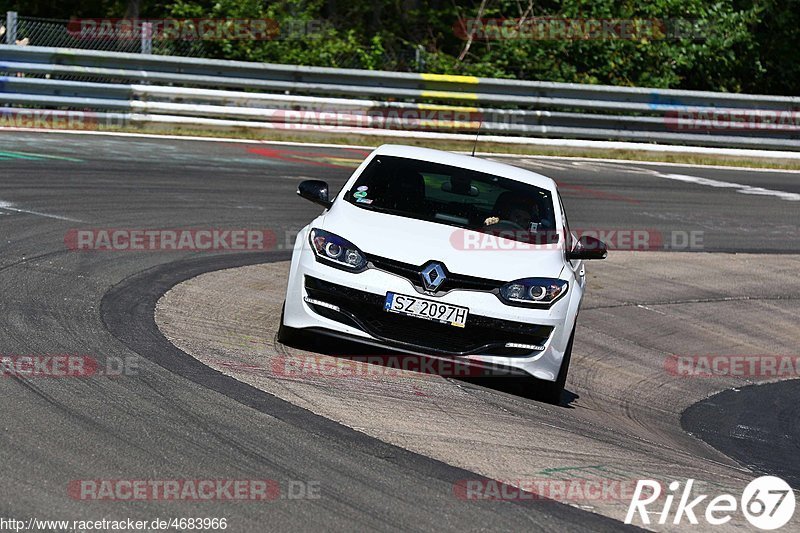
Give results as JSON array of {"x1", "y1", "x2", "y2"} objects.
[{"x1": 1, "y1": 130, "x2": 798, "y2": 531}]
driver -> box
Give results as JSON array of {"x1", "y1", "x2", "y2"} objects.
[
  {"x1": 484, "y1": 192, "x2": 541, "y2": 231},
  {"x1": 504, "y1": 203, "x2": 540, "y2": 229}
]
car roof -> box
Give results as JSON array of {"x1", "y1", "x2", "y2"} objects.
[{"x1": 371, "y1": 144, "x2": 557, "y2": 191}]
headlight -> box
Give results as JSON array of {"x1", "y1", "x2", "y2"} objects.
[
  {"x1": 498, "y1": 278, "x2": 568, "y2": 307},
  {"x1": 309, "y1": 229, "x2": 367, "y2": 272}
]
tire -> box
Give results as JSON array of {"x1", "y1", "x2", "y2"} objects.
[{"x1": 535, "y1": 325, "x2": 575, "y2": 405}]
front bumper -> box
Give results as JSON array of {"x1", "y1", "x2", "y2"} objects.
[
  {"x1": 283, "y1": 238, "x2": 579, "y2": 381},
  {"x1": 304, "y1": 275, "x2": 553, "y2": 356}
]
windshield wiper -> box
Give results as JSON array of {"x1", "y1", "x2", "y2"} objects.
[{"x1": 348, "y1": 201, "x2": 401, "y2": 215}]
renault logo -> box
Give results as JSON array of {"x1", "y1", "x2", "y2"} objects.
[{"x1": 420, "y1": 262, "x2": 447, "y2": 292}]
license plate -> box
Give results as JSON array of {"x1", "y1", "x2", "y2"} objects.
[{"x1": 384, "y1": 292, "x2": 468, "y2": 328}]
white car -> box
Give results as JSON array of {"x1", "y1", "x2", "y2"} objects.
[{"x1": 279, "y1": 145, "x2": 606, "y2": 403}]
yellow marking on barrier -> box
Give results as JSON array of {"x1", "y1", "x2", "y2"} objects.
[
  {"x1": 416, "y1": 103, "x2": 479, "y2": 113},
  {"x1": 420, "y1": 90, "x2": 479, "y2": 101},
  {"x1": 420, "y1": 73, "x2": 480, "y2": 84},
  {"x1": 418, "y1": 120, "x2": 482, "y2": 129}
]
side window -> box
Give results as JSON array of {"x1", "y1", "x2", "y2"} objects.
[{"x1": 557, "y1": 192, "x2": 574, "y2": 252}]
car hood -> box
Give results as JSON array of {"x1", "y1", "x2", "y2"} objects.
[{"x1": 322, "y1": 201, "x2": 566, "y2": 281}]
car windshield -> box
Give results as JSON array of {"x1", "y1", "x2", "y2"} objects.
[{"x1": 344, "y1": 155, "x2": 558, "y2": 244}]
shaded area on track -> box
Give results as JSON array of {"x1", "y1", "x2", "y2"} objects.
[{"x1": 683, "y1": 379, "x2": 800, "y2": 489}]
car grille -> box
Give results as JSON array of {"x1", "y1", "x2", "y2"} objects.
[
  {"x1": 304, "y1": 275, "x2": 552, "y2": 356},
  {"x1": 367, "y1": 254, "x2": 504, "y2": 294}
]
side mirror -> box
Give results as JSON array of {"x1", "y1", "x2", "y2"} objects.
[
  {"x1": 566, "y1": 235, "x2": 608, "y2": 261},
  {"x1": 297, "y1": 180, "x2": 332, "y2": 208}
]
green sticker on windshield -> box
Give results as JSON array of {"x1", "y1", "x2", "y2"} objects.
[{"x1": 353, "y1": 191, "x2": 368, "y2": 198}]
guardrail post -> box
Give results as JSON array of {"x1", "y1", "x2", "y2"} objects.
[
  {"x1": 415, "y1": 45, "x2": 425, "y2": 72},
  {"x1": 6, "y1": 11, "x2": 17, "y2": 45},
  {"x1": 141, "y1": 22, "x2": 153, "y2": 54}
]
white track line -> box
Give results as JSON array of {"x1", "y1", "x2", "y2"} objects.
[
  {"x1": 2, "y1": 127, "x2": 800, "y2": 173},
  {"x1": 482, "y1": 153, "x2": 800, "y2": 174},
  {"x1": 0, "y1": 201, "x2": 84, "y2": 222},
  {"x1": 657, "y1": 173, "x2": 800, "y2": 201}
]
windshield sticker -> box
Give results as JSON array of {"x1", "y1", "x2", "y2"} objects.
[
  {"x1": 356, "y1": 198, "x2": 373, "y2": 204},
  {"x1": 353, "y1": 191, "x2": 368, "y2": 198},
  {"x1": 356, "y1": 185, "x2": 369, "y2": 192}
]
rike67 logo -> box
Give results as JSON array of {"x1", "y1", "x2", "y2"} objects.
[{"x1": 625, "y1": 476, "x2": 796, "y2": 530}]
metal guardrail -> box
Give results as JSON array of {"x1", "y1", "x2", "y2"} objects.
[{"x1": 1, "y1": 45, "x2": 799, "y2": 150}]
